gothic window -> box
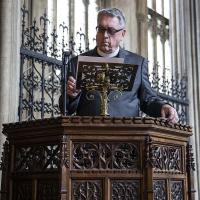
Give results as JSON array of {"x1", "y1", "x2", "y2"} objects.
[
  {"x1": 47, "y1": 0, "x2": 98, "y2": 54},
  {"x1": 147, "y1": 0, "x2": 171, "y2": 84},
  {"x1": 88, "y1": 0, "x2": 98, "y2": 49},
  {"x1": 74, "y1": 0, "x2": 98, "y2": 53},
  {"x1": 22, "y1": 0, "x2": 98, "y2": 55}
]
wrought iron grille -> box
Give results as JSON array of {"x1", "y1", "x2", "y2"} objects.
[{"x1": 18, "y1": 5, "x2": 189, "y2": 124}]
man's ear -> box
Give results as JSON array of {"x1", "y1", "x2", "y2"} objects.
[{"x1": 122, "y1": 29, "x2": 126, "y2": 37}]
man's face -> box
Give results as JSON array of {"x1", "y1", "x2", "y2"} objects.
[{"x1": 96, "y1": 15, "x2": 126, "y2": 53}]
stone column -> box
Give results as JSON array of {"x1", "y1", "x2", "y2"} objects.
[
  {"x1": 31, "y1": 0, "x2": 48, "y2": 22},
  {"x1": 171, "y1": 0, "x2": 191, "y2": 77},
  {"x1": 136, "y1": 0, "x2": 148, "y2": 57},
  {"x1": 0, "y1": 0, "x2": 21, "y2": 183},
  {"x1": 188, "y1": 0, "x2": 200, "y2": 199},
  {"x1": 170, "y1": 0, "x2": 200, "y2": 197},
  {"x1": 173, "y1": 0, "x2": 200, "y2": 198}
]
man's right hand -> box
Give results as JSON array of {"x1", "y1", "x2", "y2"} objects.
[{"x1": 66, "y1": 76, "x2": 81, "y2": 98}]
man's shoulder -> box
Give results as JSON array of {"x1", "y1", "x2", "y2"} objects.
[
  {"x1": 81, "y1": 48, "x2": 97, "y2": 56},
  {"x1": 121, "y1": 49, "x2": 145, "y2": 59},
  {"x1": 70, "y1": 48, "x2": 97, "y2": 63},
  {"x1": 120, "y1": 49, "x2": 146, "y2": 65}
]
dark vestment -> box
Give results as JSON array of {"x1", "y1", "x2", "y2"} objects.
[{"x1": 60, "y1": 47, "x2": 165, "y2": 117}]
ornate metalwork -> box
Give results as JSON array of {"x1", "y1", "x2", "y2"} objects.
[
  {"x1": 19, "y1": 49, "x2": 63, "y2": 120},
  {"x1": 148, "y1": 9, "x2": 169, "y2": 42},
  {"x1": 19, "y1": 5, "x2": 85, "y2": 121},
  {"x1": 153, "y1": 180, "x2": 167, "y2": 200},
  {"x1": 112, "y1": 180, "x2": 140, "y2": 200},
  {"x1": 152, "y1": 145, "x2": 182, "y2": 173},
  {"x1": 37, "y1": 180, "x2": 59, "y2": 200},
  {"x1": 149, "y1": 62, "x2": 189, "y2": 124},
  {"x1": 77, "y1": 62, "x2": 137, "y2": 115},
  {"x1": 76, "y1": 28, "x2": 86, "y2": 54},
  {"x1": 147, "y1": 7, "x2": 189, "y2": 124},
  {"x1": 72, "y1": 180, "x2": 102, "y2": 200},
  {"x1": 73, "y1": 142, "x2": 140, "y2": 170},
  {"x1": 59, "y1": 22, "x2": 69, "y2": 53},
  {"x1": 78, "y1": 62, "x2": 137, "y2": 91},
  {"x1": 13, "y1": 181, "x2": 32, "y2": 200},
  {"x1": 14, "y1": 144, "x2": 60, "y2": 172},
  {"x1": 170, "y1": 181, "x2": 183, "y2": 200}
]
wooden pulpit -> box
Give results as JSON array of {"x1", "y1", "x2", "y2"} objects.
[{"x1": 0, "y1": 117, "x2": 195, "y2": 200}]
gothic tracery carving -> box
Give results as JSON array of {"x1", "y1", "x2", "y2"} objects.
[
  {"x1": 112, "y1": 180, "x2": 140, "y2": 200},
  {"x1": 153, "y1": 180, "x2": 167, "y2": 200},
  {"x1": 171, "y1": 181, "x2": 183, "y2": 200},
  {"x1": 72, "y1": 180, "x2": 102, "y2": 200},
  {"x1": 15, "y1": 144, "x2": 60, "y2": 172},
  {"x1": 73, "y1": 142, "x2": 139, "y2": 170},
  {"x1": 152, "y1": 145, "x2": 182, "y2": 173}
]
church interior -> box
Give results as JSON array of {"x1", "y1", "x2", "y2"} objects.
[{"x1": 0, "y1": 0, "x2": 200, "y2": 199}]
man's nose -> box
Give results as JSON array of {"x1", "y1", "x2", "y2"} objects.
[{"x1": 103, "y1": 30, "x2": 109, "y2": 38}]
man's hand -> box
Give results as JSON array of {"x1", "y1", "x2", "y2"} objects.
[
  {"x1": 161, "y1": 104, "x2": 179, "y2": 123},
  {"x1": 66, "y1": 76, "x2": 81, "y2": 98}
]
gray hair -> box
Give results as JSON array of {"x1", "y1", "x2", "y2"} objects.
[{"x1": 97, "y1": 8, "x2": 126, "y2": 28}]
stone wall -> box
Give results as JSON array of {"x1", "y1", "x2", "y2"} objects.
[{"x1": 0, "y1": 0, "x2": 21, "y2": 183}]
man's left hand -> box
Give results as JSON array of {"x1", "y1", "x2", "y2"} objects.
[{"x1": 161, "y1": 104, "x2": 179, "y2": 124}]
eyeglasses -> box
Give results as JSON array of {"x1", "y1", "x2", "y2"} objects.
[{"x1": 96, "y1": 26, "x2": 123, "y2": 36}]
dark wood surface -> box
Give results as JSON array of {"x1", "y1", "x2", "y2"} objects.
[{"x1": 0, "y1": 117, "x2": 195, "y2": 200}]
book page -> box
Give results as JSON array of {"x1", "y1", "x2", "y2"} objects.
[{"x1": 78, "y1": 56, "x2": 124, "y2": 64}]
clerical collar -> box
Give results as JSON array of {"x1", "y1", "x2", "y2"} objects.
[{"x1": 97, "y1": 47, "x2": 119, "y2": 57}]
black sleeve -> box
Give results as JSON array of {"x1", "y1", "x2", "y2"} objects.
[
  {"x1": 139, "y1": 58, "x2": 166, "y2": 117},
  {"x1": 59, "y1": 56, "x2": 81, "y2": 115}
]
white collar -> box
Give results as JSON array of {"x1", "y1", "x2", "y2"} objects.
[{"x1": 97, "y1": 47, "x2": 120, "y2": 57}]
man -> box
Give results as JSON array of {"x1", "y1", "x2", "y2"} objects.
[{"x1": 62, "y1": 8, "x2": 179, "y2": 123}]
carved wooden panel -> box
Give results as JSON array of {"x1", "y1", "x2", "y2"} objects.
[
  {"x1": 153, "y1": 180, "x2": 167, "y2": 200},
  {"x1": 72, "y1": 142, "x2": 140, "y2": 170},
  {"x1": 111, "y1": 180, "x2": 141, "y2": 200},
  {"x1": 1, "y1": 117, "x2": 193, "y2": 200},
  {"x1": 170, "y1": 181, "x2": 183, "y2": 200},
  {"x1": 72, "y1": 180, "x2": 102, "y2": 200},
  {"x1": 37, "y1": 180, "x2": 60, "y2": 200},
  {"x1": 152, "y1": 145, "x2": 182, "y2": 173},
  {"x1": 0, "y1": 141, "x2": 9, "y2": 200},
  {"x1": 14, "y1": 144, "x2": 60, "y2": 172},
  {"x1": 13, "y1": 180, "x2": 32, "y2": 200}
]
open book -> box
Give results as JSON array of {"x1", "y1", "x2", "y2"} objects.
[{"x1": 76, "y1": 56, "x2": 138, "y2": 92}]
